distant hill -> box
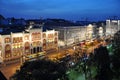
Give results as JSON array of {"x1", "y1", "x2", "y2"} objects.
[{"x1": 0, "y1": 15, "x2": 5, "y2": 20}]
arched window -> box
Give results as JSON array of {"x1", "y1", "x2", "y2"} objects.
[
  {"x1": 5, "y1": 37, "x2": 11, "y2": 43},
  {"x1": 5, "y1": 44, "x2": 11, "y2": 58},
  {"x1": 43, "y1": 39, "x2": 46, "y2": 50},
  {"x1": 43, "y1": 39, "x2": 46, "y2": 44},
  {"x1": 43, "y1": 33, "x2": 46, "y2": 38},
  {"x1": 55, "y1": 32, "x2": 58, "y2": 36},
  {"x1": 25, "y1": 42, "x2": 30, "y2": 54},
  {"x1": 54, "y1": 37, "x2": 57, "y2": 44}
]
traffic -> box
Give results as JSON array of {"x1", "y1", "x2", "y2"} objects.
[{"x1": 23, "y1": 37, "x2": 111, "y2": 68}]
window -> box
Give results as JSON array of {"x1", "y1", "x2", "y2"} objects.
[
  {"x1": 55, "y1": 32, "x2": 58, "y2": 36},
  {"x1": 5, "y1": 45, "x2": 11, "y2": 58},
  {"x1": 24, "y1": 35, "x2": 29, "y2": 40},
  {"x1": 5, "y1": 38, "x2": 11, "y2": 43},
  {"x1": 43, "y1": 33, "x2": 46, "y2": 38}
]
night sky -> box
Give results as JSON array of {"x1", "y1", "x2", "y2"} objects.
[{"x1": 0, "y1": 0, "x2": 120, "y2": 21}]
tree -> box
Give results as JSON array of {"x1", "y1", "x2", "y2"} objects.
[
  {"x1": 11, "y1": 60, "x2": 68, "y2": 80},
  {"x1": 111, "y1": 31, "x2": 120, "y2": 79},
  {"x1": 94, "y1": 46, "x2": 112, "y2": 80}
]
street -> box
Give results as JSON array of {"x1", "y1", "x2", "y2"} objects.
[
  {"x1": 0, "y1": 39, "x2": 106, "y2": 80},
  {"x1": 0, "y1": 63, "x2": 20, "y2": 80}
]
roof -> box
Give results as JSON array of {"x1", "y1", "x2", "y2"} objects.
[
  {"x1": 42, "y1": 26, "x2": 53, "y2": 32},
  {"x1": 0, "y1": 15, "x2": 5, "y2": 20}
]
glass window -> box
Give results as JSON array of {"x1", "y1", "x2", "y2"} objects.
[{"x1": 5, "y1": 38, "x2": 11, "y2": 43}]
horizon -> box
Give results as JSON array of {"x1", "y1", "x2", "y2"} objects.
[{"x1": 1, "y1": 15, "x2": 119, "y2": 22}]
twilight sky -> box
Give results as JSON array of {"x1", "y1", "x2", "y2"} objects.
[{"x1": 0, "y1": 0, "x2": 120, "y2": 21}]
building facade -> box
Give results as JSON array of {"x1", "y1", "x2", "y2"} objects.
[
  {"x1": 0, "y1": 28, "x2": 58, "y2": 63},
  {"x1": 52, "y1": 24, "x2": 96, "y2": 47},
  {"x1": 106, "y1": 20, "x2": 120, "y2": 36}
]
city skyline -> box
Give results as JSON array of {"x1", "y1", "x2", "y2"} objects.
[{"x1": 0, "y1": 0, "x2": 120, "y2": 21}]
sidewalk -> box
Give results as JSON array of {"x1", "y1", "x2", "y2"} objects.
[{"x1": 0, "y1": 63, "x2": 20, "y2": 80}]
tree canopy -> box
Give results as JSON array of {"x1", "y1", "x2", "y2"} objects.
[{"x1": 11, "y1": 60, "x2": 68, "y2": 80}]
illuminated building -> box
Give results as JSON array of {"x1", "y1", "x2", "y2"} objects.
[
  {"x1": 0, "y1": 27, "x2": 58, "y2": 63},
  {"x1": 52, "y1": 26, "x2": 85, "y2": 46},
  {"x1": 106, "y1": 20, "x2": 120, "y2": 36},
  {"x1": 52, "y1": 24, "x2": 95, "y2": 47},
  {"x1": 98, "y1": 27, "x2": 103, "y2": 37},
  {"x1": 86, "y1": 24, "x2": 94, "y2": 40}
]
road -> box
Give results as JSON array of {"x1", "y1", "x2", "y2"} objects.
[
  {"x1": 0, "y1": 47, "x2": 75, "y2": 80},
  {"x1": 0, "y1": 63, "x2": 20, "y2": 80}
]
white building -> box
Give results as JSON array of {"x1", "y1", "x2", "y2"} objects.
[
  {"x1": 106, "y1": 20, "x2": 120, "y2": 36},
  {"x1": 0, "y1": 28, "x2": 58, "y2": 63},
  {"x1": 86, "y1": 24, "x2": 95, "y2": 39},
  {"x1": 52, "y1": 24, "x2": 95, "y2": 47},
  {"x1": 98, "y1": 27, "x2": 104, "y2": 37}
]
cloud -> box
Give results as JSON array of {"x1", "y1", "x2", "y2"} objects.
[{"x1": 0, "y1": 0, "x2": 120, "y2": 19}]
